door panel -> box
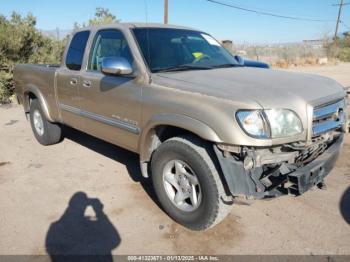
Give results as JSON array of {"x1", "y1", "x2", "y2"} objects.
[
  {"x1": 77, "y1": 28, "x2": 142, "y2": 152},
  {"x1": 56, "y1": 69, "x2": 83, "y2": 130},
  {"x1": 79, "y1": 71, "x2": 142, "y2": 152}
]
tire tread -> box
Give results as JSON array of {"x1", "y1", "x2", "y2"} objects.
[{"x1": 29, "y1": 99, "x2": 62, "y2": 146}]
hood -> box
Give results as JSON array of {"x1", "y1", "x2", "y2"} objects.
[{"x1": 153, "y1": 67, "x2": 345, "y2": 109}]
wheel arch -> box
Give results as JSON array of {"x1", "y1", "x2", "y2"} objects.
[
  {"x1": 23, "y1": 85, "x2": 54, "y2": 122},
  {"x1": 138, "y1": 114, "x2": 222, "y2": 178}
]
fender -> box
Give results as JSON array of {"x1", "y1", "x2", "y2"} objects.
[
  {"x1": 139, "y1": 113, "x2": 222, "y2": 166},
  {"x1": 23, "y1": 85, "x2": 54, "y2": 122}
]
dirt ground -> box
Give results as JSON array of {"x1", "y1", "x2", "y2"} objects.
[{"x1": 0, "y1": 63, "x2": 350, "y2": 256}]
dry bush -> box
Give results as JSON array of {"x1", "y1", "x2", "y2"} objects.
[{"x1": 274, "y1": 59, "x2": 290, "y2": 68}]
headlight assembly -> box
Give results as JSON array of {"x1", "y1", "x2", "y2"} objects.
[
  {"x1": 236, "y1": 109, "x2": 303, "y2": 139},
  {"x1": 265, "y1": 109, "x2": 303, "y2": 138},
  {"x1": 236, "y1": 110, "x2": 269, "y2": 138}
]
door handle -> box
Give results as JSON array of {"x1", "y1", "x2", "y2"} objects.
[
  {"x1": 83, "y1": 80, "x2": 92, "y2": 88},
  {"x1": 70, "y1": 78, "x2": 78, "y2": 86}
]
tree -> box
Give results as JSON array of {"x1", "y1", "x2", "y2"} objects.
[
  {"x1": 0, "y1": 7, "x2": 119, "y2": 103},
  {"x1": 0, "y1": 12, "x2": 66, "y2": 103},
  {"x1": 89, "y1": 8, "x2": 119, "y2": 26},
  {"x1": 74, "y1": 8, "x2": 120, "y2": 28}
]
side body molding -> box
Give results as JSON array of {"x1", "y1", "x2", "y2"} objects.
[
  {"x1": 139, "y1": 113, "x2": 222, "y2": 166},
  {"x1": 23, "y1": 85, "x2": 54, "y2": 122}
]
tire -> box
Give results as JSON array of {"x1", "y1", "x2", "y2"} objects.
[
  {"x1": 29, "y1": 99, "x2": 62, "y2": 146},
  {"x1": 151, "y1": 135, "x2": 232, "y2": 231}
]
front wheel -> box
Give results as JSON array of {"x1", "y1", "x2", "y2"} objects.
[{"x1": 151, "y1": 136, "x2": 232, "y2": 231}]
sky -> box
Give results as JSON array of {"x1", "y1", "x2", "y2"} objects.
[{"x1": 1, "y1": 0, "x2": 350, "y2": 43}]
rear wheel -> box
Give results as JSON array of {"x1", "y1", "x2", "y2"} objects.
[
  {"x1": 151, "y1": 135, "x2": 232, "y2": 231},
  {"x1": 29, "y1": 99, "x2": 62, "y2": 146}
]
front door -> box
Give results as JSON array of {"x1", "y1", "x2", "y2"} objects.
[{"x1": 79, "y1": 29, "x2": 142, "y2": 152}]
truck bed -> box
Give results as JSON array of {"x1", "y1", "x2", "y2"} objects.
[{"x1": 14, "y1": 64, "x2": 60, "y2": 121}]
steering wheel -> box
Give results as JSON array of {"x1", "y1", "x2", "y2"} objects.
[{"x1": 193, "y1": 54, "x2": 210, "y2": 64}]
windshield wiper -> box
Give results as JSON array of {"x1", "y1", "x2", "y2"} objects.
[
  {"x1": 212, "y1": 63, "x2": 242, "y2": 68},
  {"x1": 154, "y1": 64, "x2": 213, "y2": 73}
]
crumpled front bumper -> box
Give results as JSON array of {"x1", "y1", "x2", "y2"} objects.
[{"x1": 214, "y1": 134, "x2": 344, "y2": 199}]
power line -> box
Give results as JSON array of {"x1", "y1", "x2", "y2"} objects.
[
  {"x1": 207, "y1": 0, "x2": 335, "y2": 22},
  {"x1": 332, "y1": 2, "x2": 350, "y2": 6}
]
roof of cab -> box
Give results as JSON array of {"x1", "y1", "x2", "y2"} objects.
[{"x1": 74, "y1": 22, "x2": 197, "y2": 32}]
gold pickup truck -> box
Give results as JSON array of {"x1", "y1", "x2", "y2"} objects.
[{"x1": 14, "y1": 23, "x2": 349, "y2": 230}]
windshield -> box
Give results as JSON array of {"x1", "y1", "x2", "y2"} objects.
[{"x1": 132, "y1": 28, "x2": 239, "y2": 73}]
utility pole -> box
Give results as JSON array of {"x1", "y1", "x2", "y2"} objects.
[
  {"x1": 333, "y1": 0, "x2": 350, "y2": 39},
  {"x1": 164, "y1": 0, "x2": 168, "y2": 24}
]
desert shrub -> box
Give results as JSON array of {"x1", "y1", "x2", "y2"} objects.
[
  {"x1": 304, "y1": 57, "x2": 318, "y2": 65},
  {"x1": 0, "y1": 12, "x2": 66, "y2": 104},
  {"x1": 338, "y1": 47, "x2": 350, "y2": 62},
  {"x1": 0, "y1": 8, "x2": 119, "y2": 104},
  {"x1": 0, "y1": 71, "x2": 12, "y2": 103},
  {"x1": 324, "y1": 33, "x2": 350, "y2": 62},
  {"x1": 274, "y1": 59, "x2": 291, "y2": 68}
]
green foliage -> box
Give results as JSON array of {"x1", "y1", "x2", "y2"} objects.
[
  {"x1": 0, "y1": 71, "x2": 12, "y2": 103},
  {"x1": 74, "y1": 8, "x2": 119, "y2": 29},
  {"x1": 0, "y1": 7, "x2": 119, "y2": 103},
  {"x1": 325, "y1": 32, "x2": 350, "y2": 62},
  {"x1": 0, "y1": 12, "x2": 66, "y2": 103},
  {"x1": 89, "y1": 8, "x2": 119, "y2": 26},
  {"x1": 338, "y1": 48, "x2": 350, "y2": 62}
]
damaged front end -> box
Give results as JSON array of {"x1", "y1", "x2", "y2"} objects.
[{"x1": 215, "y1": 131, "x2": 344, "y2": 199}]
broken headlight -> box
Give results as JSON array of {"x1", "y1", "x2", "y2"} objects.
[
  {"x1": 265, "y1": 109, "x2": 303, "y2": 138},
  {"x1": 236, "y1": 110, "x2": 269, "y2": 138},
  {"x1": 236, "y1": 109, "x2": 303, "y2": 139}
]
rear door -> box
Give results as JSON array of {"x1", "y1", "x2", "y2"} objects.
[
  {"x1": 56, "y1": 30, "x2": 90, "y2": 130},
  {"x1": 79, "y1": 29, "x2": 142, "y2": 152}
]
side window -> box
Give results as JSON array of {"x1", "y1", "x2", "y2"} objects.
[
  {"x1": 66, "y1": 31, "x2": 90, "y2": 71},
  {"x1": 88, "y1": 29, "x2": 133, "y2": 71}
]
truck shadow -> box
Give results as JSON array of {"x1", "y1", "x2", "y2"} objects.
[
  {"x1": 340, "y1": 187, "x2": 350, "y2": 225},
  {"x1": 46, "y1": 192, "x2": 120, "y2": 261},
  {"x1": 62, "y1": 126, "x2": 160, "y2": 206}
]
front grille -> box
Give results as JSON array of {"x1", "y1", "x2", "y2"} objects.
[{"x1": 312, "y1": 99, "x2": 346, "y2": 137}]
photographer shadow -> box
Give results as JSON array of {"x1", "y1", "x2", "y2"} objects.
[
  {"x1": 340, "y1": 187, "x2": 350, "y2": 225},
  {"x1": 46, "y1": 192, "x2": 120, "y2": 261}
]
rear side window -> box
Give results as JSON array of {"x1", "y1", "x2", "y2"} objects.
[{"x1": 66, "y1": 31, "x2": 90, "y2": 71}]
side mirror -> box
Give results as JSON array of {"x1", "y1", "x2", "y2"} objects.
[
  {"x1": 234, "y1": 55, "x2": 245, "y2": 66},
  {"x1": 101, "y1": 57, "x2": 133, "y2": 76}
]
